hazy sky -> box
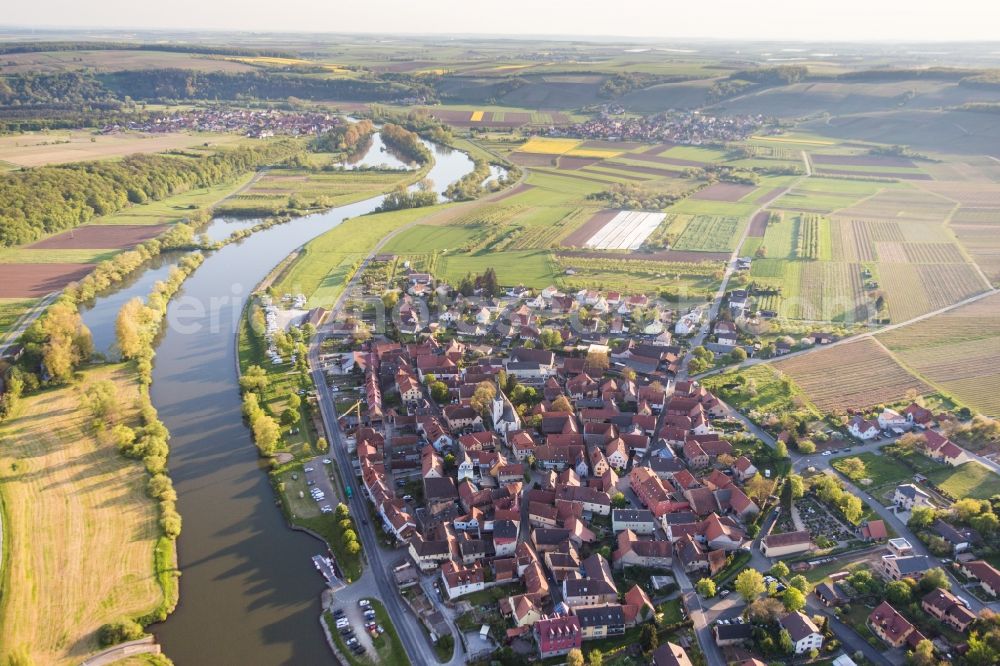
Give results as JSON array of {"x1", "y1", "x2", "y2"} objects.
[{"x1": 5, "y1": 0, "x2": 1000, "y2": 42}]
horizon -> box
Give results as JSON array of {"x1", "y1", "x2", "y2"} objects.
[{"x1": 2, "y1": 0, "x2": 1000, "y2": 42}]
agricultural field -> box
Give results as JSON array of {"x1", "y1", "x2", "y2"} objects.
[
  {"x1": 552, "y1": 254, "x2": 722, "y2": 298},
  {"x1": 773, "y1": 177, "x2": 886, "y2": 214},
  {"x1": 583, "y1": 210, "x2": 666, "y2": 250},
  {"x1": 0, "y1": 263, "x2": 95, "y2": 298},
  {"x1": 0, "y1": 131, "x2": 242, "y2": 167},
  {"x1": 672, "y1": 215, "x2": 745, "y2": 252},
  {"x1": 875, "y1": 262, "x2": 989, "y2": 322},
  {"x1": 0, "y1": 298, "x2": 37, "y2": 337},
  {"x1": 774, "y1": 337, "x2": 931, "y2": 411},
  {"x1": 878, "y1": 292, "x2": 1000, "y2": 416},
  {"x1": 0, "y1": 48, "x2": 258, "y2": 74},
  {"x1": 92, "y1": 171, "x2": 258, "y2": 226},
  {"x1": 0, "y1": 365, "x2": 167, "y2": 665}
]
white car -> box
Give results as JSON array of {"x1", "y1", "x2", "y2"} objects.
[
  {"x1": 323, "y1": 459, "x2": 332, "y2": 464},
  {"x1": 304, "y1": 467, "x2": 315, "y2": 472},
  {"x1": 821, "y1": 450, "x2": 832, "y2": 456},
  {"x1": 359, "y1": 599, "x2": 371, "y2": 608}
]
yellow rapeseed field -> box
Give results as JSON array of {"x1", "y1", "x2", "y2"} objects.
[
  {"x1": 565, "y1": 147, "x2": 624, "y2": 159},
  {"x1": 519, "y1": 137, "x2": 581, "y2": 155},
  {"x1": 470, "y1": 111, "x2": 485, "y2": 122}
]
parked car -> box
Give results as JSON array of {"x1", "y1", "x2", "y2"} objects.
[
  {"x1": 304, "y1": 467, "x2": 314, "y2": 472},
  {"x1": 359, "y1": 599, "x2": 371, "y2": 608}
]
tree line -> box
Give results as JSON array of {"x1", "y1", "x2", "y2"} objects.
[
  {"x1": 378, "y1": 123, "x2": 431, "y2": 164},
  {"x1": 0, "y1": 139, "x2": 301, "y2": 247}
]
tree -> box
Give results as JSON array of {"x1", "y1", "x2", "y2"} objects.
[
  {"x1": 640, "y1": 624, "x2": 659, "y2": 653},
  {"x1": 747, "y1": 597, "x2": 785, "y2": 623},
  {"x1": 346, "y1": 541, "x2": 361, "y2": 555},
  {"x1": 908, "y1": 638, "x2": 936, "y2": 666},
  {"x1": 886, "y1": 580, "x2": 913, "y2": 605},
  {"x1": 841, "y1": 495, "x2": 863, "y2": 525},
  {"x1": 908, "y1": 506, "x2": 937, "y2": 531},
  {"x1": 281, "y1": 407, "x2": 301, "y2": 427},
  {"x1": 470, "y1": 381, "x2": 497, "y2": 417},
  {"x1": 775, "y1": 440, "x2": 789, "y2": 458},
  {"x1": 788, "y1": 575, "x2": 808, "y2": 593},
  {"x1": 918, "y1": 567, "x2": 949, "y2": 593},
  {"x1": 782, "y1": 586, "x2": 806, "y2": 612},
  {"x1": 551, "y1": 395, "x2": 574, "y2": 414},
  {"x1": 587, "y1": 649, "x2": 603, "y2": 666},
  {"x1": 964, "y1": 632, "x2": 997, "y2": 666},
  {"x1": 585, "y1": 349, "x2": 610, "y2": 376},
  {"x1": 729, "y1": 347, "x2": 748, "y2": 363},
  {"x1": 770, "y1": 561, "x2": 790, "y2": 579},
  {"x1": 539, "y1": 328, "x2": 563, "y2": 349},
  {"x1": 787, "y1": 474, "x2": 805, "y2": 499},
  {"x1": 797, "y1": 439, "x2": 816, "y2": 454},
  {"x1": 780, "y1": 478, "x2": 794, "y2": 513},
  {"x1": 746, "y1": 475, "x2": 776, "y2": 502},
  {"x1": 240, "y1": 364, "x2": 269, "y2": 393},
  {"x1": 252, "y1": 413, "x2": 280, "y2": 456},
  {"x1": 971, "y1": 511, "x2": 1000, "y2": 537},
  {"x1": 98, "y1": 619, "x2": 144, "y2": 646},
  {"x1": 779, "y1": 628, "x2": 794, "y2": 654},
  {"x1": 611, "y1": 492, "x2": 628, "y2": 509},
  {"x1": 838, "y1": 456, "x2": 868, "y2": 480},
  {"x1": 696, "y1": 578, "x2": 717, "y2": 598},
  {"x1": 735, "y1": 568, "x2": 765, "y2": 603},
  {"x1": 566, "y1": 648, "x2": 585, "y2": 666},
  {"x1": 430, "y1": 380, "x2": 449, "y2": 403},
  {"x1": 953, "y1": 498, "x2": 987, "y2": 522}
]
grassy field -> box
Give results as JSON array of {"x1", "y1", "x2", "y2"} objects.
[
  {"x1": 774, "y1": 337, "x2": 931, "y2": 412},
  {"x1": 702, "y1": 365, "x2": 821, "y2": 419},
  {"x1": 0, "y1": 298, "x2": 37, "y2": 337},
  {"x1": 0, "y1": 130, "x2": 242, "y2": 167},
  {"x1": 93, "y1": 172, "x2": 258, "y2": 226},
  {"x1": 0, "y1": 365, "x2": 167, "y2": 665},
  {"x1": 671, "y1": 215, "x2": 746, "y2": 252},
  {"x1": 0, "y1": 248, "x2": 119, "y2": 264},
  {"x1": 831, "y1": 451, "x2": 913, "y2": 498},
  {"x1": 436, "y1": 249, "x2": 556, "y2": 288},
  {"x1": 927, "y1": 462, "x2": 1000, "y2": 500}
]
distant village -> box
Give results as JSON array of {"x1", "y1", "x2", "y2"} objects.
[
  {"x1": 102, "y1": 107, "x2": 343, "y2": 138},
  {"x1": 544, "y1": 111, "x2": 774, "y2": 145}
]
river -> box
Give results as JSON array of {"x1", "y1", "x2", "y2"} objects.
[{"x1": 71, "y1": 136, "x2": 474, "y2": 664}]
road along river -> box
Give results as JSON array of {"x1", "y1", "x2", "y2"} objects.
[{"x1": 139, "y1": 138, "x2": 473, "y2": 664}]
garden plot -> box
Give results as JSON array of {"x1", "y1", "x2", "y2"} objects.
[{"x1": 584, "y1": 210, "x2": 666, "y2": 250}]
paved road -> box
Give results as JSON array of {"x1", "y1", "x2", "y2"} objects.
[
  {"x1": 673, "y1": 565, "x2": 725, "y2": 666},
  {"x1": 79, "y1": 637, "x2": 160, "y2": 666},
  {"x1": 0, "y1": 291, "x2": 58, "y2": 358}
]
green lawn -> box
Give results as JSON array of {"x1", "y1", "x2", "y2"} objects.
[
  {"x1": 926, "y1": 462, "x2": 1000, "y2": 500},
  {"x1": 702, "y1": 365, "x2": 821, "y2": 419},
  {"x1": 381, "y1": 224, "x2": 481, "y2": 253},
  {"x1": 435, "y1": 249, "x2": 556, "y2": 288},
  {"x1": 831, "y1": 452, "x2": 911, "y2": 489}
]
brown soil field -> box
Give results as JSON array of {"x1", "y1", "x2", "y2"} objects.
[
  {"x1": 816, "y1": 167, "x2": 931, "y2": 180},
  {"x1": 490, "y1": 183, "x2": 535, "y2": 202},
  {"x1": 755, "y1": 187, "x2": 786, "y2": 205},
  {"x1": 557, "y1": 156, "x2": 602, "y2": 170},
  {"x1": 28, "y1": 225, "x2": 167, "y2": 250},
  {"x1": 951, "y1": 207, "x2": 1000, "y2": 225},
  {"x1": 691, "y1": 182, "x2": 756, "y2": 202},
  {"x1": 811, "y1": 153, "x2": 916, "y2": 168},
  {"x1": 562, "y1": 209, "x2": 618, "y2": 247},
  {"x1": 0, "y1": 49, "x2": 256, "y2": 74},
  {"x1": 0, "y1": 131, "x2": 241, "y2": 168},
  {"x1": 774, "y1": 337, "x2": 932, "y2": 411},
  {"x1": 371, "y1": 61, "x2": 438, "y2": 73},
  {"x1": 557, "y1": 249, "x2": 730, "y2": 263},
  {"x1": 746, "y1": 211, "x2": 770, "y2": 237},
  {"x1": 602, "y1": 162, "x2": 681, "y2": 178},
  {"x1": 0, "y1": 264, "x2": 94, "y2": 297},
  {"x1": 639, "y1": 143, "x2": 678, "y2": 155},
  {"x1": 509, "y1": 151, "x2": 557, "y2": 167}
]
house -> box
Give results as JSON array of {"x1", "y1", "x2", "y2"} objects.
[
  {"x1": 674, "y1": 312, "x2": 701, "y2": 336},
  {"x1": 922, "y1": 588, "x2": 976, "y2": 632},
  {"x1": 508, "y1": 430, "x2": 537, "y2": 461},
  {"x1": 699, "y1": 513, "x2": 745, "y2": 551},
  {"x1": 440, "y1": 560, "x2": 486, "y2": 600},
  {"x1": 443, "y1": 404, "x2": 483, "y2": 432},
  {"x1": 922, "y1": 431, "x2": 973, "y2": 467},
  {"x1": 732, "y1": 456, "x2": 757, "y2": 482},
  {"x1": 878, "y1": 408, "x2": 909, "y2": 431},
  {"x1": 903, "y1": 403, "x2": 934, "y2": 428},
  {"x1": 682, "y1": 440, "x2": 709, "y2": 469},
  {"x1": 630, "y1": 466, "x2": 677, "y2": 518},
  {"x1": 888, "y1": 537, "x2": 914, "y2": 557},
  {"x1": 860, "y1": 520, "x2": 888, "y2": 541},
  {"x1": 652, "y1": 642, "x2": 694, "y2": 666},
  {"x1": 612, "y1": 509, "x2": 657, "y2": 535},
  {"x1": 779, "y1": 612, "x2": 823, "y2": 654},
  {"x1": 760, "y1": 530, "x2": 814, "y2": 558},
  {"x1": 848, "y1": 415, "x2": 880, "y2": 440},
  {"x1": 622, "y1": 584, "x2": 654, "y2": 627},
  {"x1": 960, "y1": 560, "x2": 1000, "y2": 597},
  {"x1": 408, "y1": 534, "x2": 453, "y2": 571},
  {"x1": 535, "y1": 615, "x2": 582, "y2": 659},
  {"x1": 614, "y1": 529, "x2": 672, "y2": 569},
  {"x1": 574, "y1": 604, "x2": 626, "y2": 640},
  {"x1": 713, "y1": 622, "x2": 753, "y2": 646},
  {"x1": 501, "y1": 594, "x2": 543, "y2": 627},
  {"x1": 563, "y1": 576, "x2": 619, "y2": 608},
  {"x1": 881, "y1": 553, "x2": 932, "y2": 581},
  {"x1": 589, "y1": 447, "x2": 610, "y2": 477},
  {"x1": 493, "y1": 519, "x2": 520, "y2": 557},
  {"x1": 893, "y1": 484, "x2": 933, "y2": 511},
  {"x1": 931, "y1": 520, "x2": 975, "y2": 554},
  {"x1": 814, "y1": 581, "x2": 846, "y2": 607},
  {"x1": 605, "y1": 438, "x2": 629, "y2": 469},
  {"x1": 868, "y1": 601, "x2": 924, "y2": 649}
]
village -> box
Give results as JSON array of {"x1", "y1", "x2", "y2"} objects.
[
  {"x1": 294, "y1": 258, "x2": 1000, "y2": 666},
  {"x1": 103, "y1": 107, "x2": 343, "y2": 138},
  {"x1": 543, "y1": 110, "x2": 774, "y2": 146}
]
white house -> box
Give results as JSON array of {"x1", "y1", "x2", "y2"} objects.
[
  {"x1": 458, "y1": 452, "x2": 476, "y2": 482},
  {"x1": 674, "y1": 312, "x2": 701, "y2": 336},
  {"x1": 541, "y1": 286, "x2": 561, "y2": 300},
  {"x1": 779, "y1": 612, "x2": 823, "y2": 654},
  {"x1": 848, "y1": 415, "x2": 880, "y2": 440},
  {"x1": 878, "y1": 408, "x2": 909, "y2": 431},
  {"x1": 476, "y1": 307, "x2": 492, "y2": 325},
  {"x1": 893, "y1": 484, "x2": 934, "y2": 511},
  {"x1": 439, "y1": 310, "x2": 461, "y2": 324}
]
